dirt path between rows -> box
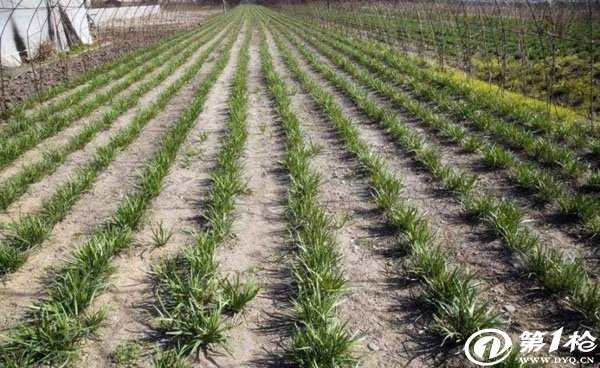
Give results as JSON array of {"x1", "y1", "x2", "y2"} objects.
[{"x1": 207, "y1": 29, "x2": 291, "y2": 368}]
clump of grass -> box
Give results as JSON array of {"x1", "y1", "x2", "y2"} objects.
[
  {"x1": 4, "y1": 216, "x2": 50, "y2": 251},
  {"x1": 307, "y1": 141, "x2": 323, "y2": 157},
  {"x1": 153, "y1": 349, "x2": 191, "y2": 368},
  {"x1": 33, "y1": 40, "x2": 56, "y2": 62},
  {"x1": 198, "y1": 131, "x2": 209, "y2": 143},
  {"x1": 0, "y1": 244, "x2": 28, "y2": 275},
  {"x1": 112, "y1": 342, "x2": 142, "y2": 367},
  {"x1": 0, "y1": 304, "x2": 104, "y2": 366},
  {"x1": 150, "y1": 221, "x2": 173, "y2": 249},
  {"x1": 558, "y1": 194, "x2": 598, "y2": 221},
  {"x1": 155, "y1": 300, "x2": 231, "y2": 357},
  {"x1": 483, "y1": 145, "x2": 516, "y2": 169},
  {"x1": 221, "y1": 274, "x2": 260, "y2": 313},
  {"x1": 291, "y1": 317, "x2": 357, "y2": 367}
]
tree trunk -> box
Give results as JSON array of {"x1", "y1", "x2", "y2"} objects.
[
  {"x1": 222, "y1": 0, "x2": 227, "y2": 14},
  {"x1": 327, "y1": 0, "x2": 331, "y2": 10}
]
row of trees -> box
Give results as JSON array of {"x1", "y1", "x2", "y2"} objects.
[{"x1": 273, "y1": 0, "x2": 599, "y2": 119}]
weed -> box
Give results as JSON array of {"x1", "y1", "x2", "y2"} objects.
[
  {"x1": 307, "y1": 141, "x2": 324, "y2": 157},
  {"x1": 483, "y1": 145, "x2": 516, "y2": 169},
  {"x1": 221, "y1": 274, "x2": 260, "y2": 313},
  {"x1": 150, "y1": 221, "x2": 173, "y2": 249},
  {"x1": 112, "y1": 342, "x2": 142, "y2": 367},
  {"x1": 153, "y1": 349, "x2": 191, "y2": 368}
]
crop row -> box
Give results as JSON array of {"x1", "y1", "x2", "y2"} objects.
[
  {"x1": 151, "y1": 20, "x2": 258, "y2": 366},
  {"x1": 310, "y1": 38, "x2": 593, "y2": 179},
  {"x1": 259, "y1": 21, "x2": 358, "y2": 367},
  {"x1": 300, "y1": 10, "x2": 596, "y2": 138},
  {"x1": 1, "y1": 25, "x2": 199, "y2": 135},
  {"x1": 277, "y1": 11, "x2": 594, "y2": 152},
  {"x1": 345, "y1": 38, "x2": 597, "y2": 150},
  {"x1": 0, "y1": 13, "x2": 243, "y2": 367},
  {"x1": 263, "y1": 9, "x2": 600, "y2": 330},
  {"x1": 0, "y1": 18, "x2": 210, "y2": 122},
  {"x1": 283, "y1": 6, "x2": 597, "y2": 61},
  {"x1": 280, "y1": 5, "x2": 599, "y2": 116},
  {"x1": 292, "y1": 16, "x2": 600, "y2": 180}
]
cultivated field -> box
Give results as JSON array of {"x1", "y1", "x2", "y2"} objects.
[{"x1": 0, "y1": 4, "x2": 599, "y2": 367}]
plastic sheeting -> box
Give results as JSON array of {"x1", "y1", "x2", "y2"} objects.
[
  {"x1": 1, "y1": 0, "x2": 92, "y2": 66},
  {"x1": 88, "y1": 5, "x2": 160, "y2": 24}
]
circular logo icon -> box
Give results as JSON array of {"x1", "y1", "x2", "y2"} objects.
[{"x1": 464, "y1": 328, "x2": 513, "y2": 366}]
